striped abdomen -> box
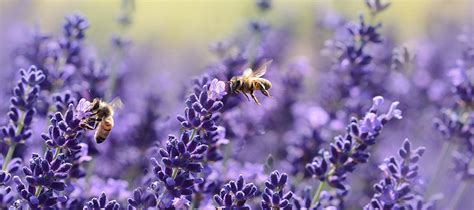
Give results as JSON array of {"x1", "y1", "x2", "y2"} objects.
[{"x1": 95, "y1": 116, "x2": 114, "y2": 144}]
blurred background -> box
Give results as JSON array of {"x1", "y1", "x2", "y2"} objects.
[
  {"x1": 2, "y1": 0, "x2": 472, "y2": 70},
  {"x1": 1, "y1": 0, "x2": 472, "y2": 106}
]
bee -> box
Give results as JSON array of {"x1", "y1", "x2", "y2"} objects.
[
  {"x1": 80, "y1": 97, "x2": 123, "y2": 144},
  {"x1": 229, "y1": 60, "x2": 272, "y2": 105}
]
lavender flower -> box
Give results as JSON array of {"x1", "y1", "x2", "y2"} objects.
[
  {"x1": 173, "y1": 196, "x2": 190, "y2": 209},
  {"x1": 0, "y1": 157, "x2": 21, "y2": 184},
  {"x1": 0, "y1": 157, "x2": 20, "y2": 208},
  {"x1": 0, "y1": 186, "x2": 14, "y2": 208},
  {"x1": 1, "y1": 66, "x2": 45, "y2": 144},
  {"x1": 365, "y1": 0, "x2": 391, "y2": 16},
  {"x1": 42, "y1": 105, "x2": 83, "y2": 148},
  {"x1": 40, "y1": 102, "x2": 90, "y2": 179},
  {"x1": 433, "y1": 43, "x2": 473, "y2": 191},
  {"x1": 208, "y1": 78, "x2": 228, "y2": 100},
  {"x1": 182, "y1": 78, "x2": 228, "y2": 163},
  {"x1": 60, "y1": 13, "x2": 89, "y2": 66},
  {"x1": 52, "y1": 91, "x2": 77, "y2": 114},
  {"x1": 365, "y1": 139, "x2": 431, "y2": 209},
  {"x1": 158, "y1": 133, "x2": 208, "y2": 173},
  {"x1": 83, "y1": 192, "x2": 120, "y2": 210},
  {"x1": 150, "y1": 162, "x2": 196, "y2": 208},
  {"x1": 293, "y1": 187, "x2": 312, "y2": 209},
  {"x1": 261, "y1": 170, "x2": 293, "y2": 210},
  {"x1": 1, "y1": 66, "x2": 45, "y2": 175},
  {"x1": 213, "y1": 175, "x2": 258, "y2": 210},
  {"x1": 127, "y1": 187, "x2": 157, "y2": 209},
  {"x1": 256, "y1": 0, "x2": 272, "y2": 12},
  {"x1": 177, "y1": 81, "x2": 224, "y2": 133},
  {"x1": 318, "y1": 1, "x2": 390, "y2": 123},
  {"x1": 80, "y1": 60, "x2": 109, "y2": 99},
  {"x1": 12, "y1": 150, "x2": 70, "y2": 208},
  {"x1": 305, "y1": 96, "x2": 402, "y2": 207},
  {"x1": 452, "y1": 149, "x2": 474, "y2": 180}
]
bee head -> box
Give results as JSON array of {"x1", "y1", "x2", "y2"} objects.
[
  {"x1": 228, "y1": 77, "x2": 240, "y2": 93},
  {"x1": 225, "y1": 81, "x2": 233, "y2": 93},
  {"x1": 91, "y1": 98, "x2": 101, "y2": 111},
  {"x1": 97, "y1": 106, "x2": 112, "y2": 118},
  {"x1": 234, "y1": 79, "x2": 242, "y2": 89}
]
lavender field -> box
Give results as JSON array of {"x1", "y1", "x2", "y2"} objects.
[{"x1": 0, "y1": 0, "x2": 473, "y2": 209}]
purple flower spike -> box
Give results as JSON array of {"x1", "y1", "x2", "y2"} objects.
[
  {"x1": 83, "y1": 192, "x2": 120, "y2": 210},
  {"x1": 261, "y1": 171, "x2": 293, "y2": 210},
  {"x1": 1, "y1": 66, "x2": 45, "y2": 145},
  {"x1": 365, "y1": 139, "x2": 433, "y2": 210},
  {"x1": 213, "y1": 175, "x2": 258, "y2": 209},
  {"x1": 306, "y1": 96, "x2": 402, "y2": 207},
  {"x1": 12, "y1": 151, "x2": 72, "y2": 208}
]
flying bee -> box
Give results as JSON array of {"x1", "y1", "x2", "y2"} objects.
[
  {"x1": 80, "y1": 97, "x2": 123, "y2": 144},
  {"x1": 228, "y1": 60, "x2": 273, "y2": 105}
]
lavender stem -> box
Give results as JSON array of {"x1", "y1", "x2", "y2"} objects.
[
  {"x1": 447, "y1": 181, "x2": 468, "y2": 210},
  {"x1": 311, "y1": 180, "x2": 326, "y2": 206},
  {"x1": 35, "y1": 186, "x2": 42, "y2": 196},
  {"x1": 189, "y1": 129, "x2": 196, "y2": 141},
  {"x1": 53, "y1": 148, "x2": 61, "y2": 160},
  {"x1": 2, "y1": 85, "x2": 30, "y2": 171},
  {"x1": 171, "y1": 168, "x2": 178, "y2": 179},
  {"x1": 2, "y1": 143, "x2": 17, "y2": 171},
  {"x1": 426, "y1": 140, "x2": 452, "y2": 197}
]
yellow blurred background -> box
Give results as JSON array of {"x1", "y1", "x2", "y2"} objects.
[{"x1": 1, "y1": 0, "x2": 472, "y2": 68}]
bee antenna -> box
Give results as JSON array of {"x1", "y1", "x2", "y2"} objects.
[{"x1": 87, "y1": 89, "x2": 93, "y2": 99}]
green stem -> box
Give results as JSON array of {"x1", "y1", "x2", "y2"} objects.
[
  {"x1": 35, "y1": 186, "x2": 43, "y2": 196},
  {"x1": 2, "y1": 143, "x2": 17, "y2": 171},
  {"x1": 190, "y1": 129, "x2": 196, "y2": 140},
  {"x1": 86, "y1": 159, "x2": 96, "y2": 181},
  {"x1": 447, "y1": 181, "x2": 468, "y2": 210},
  {"x1": 171, "y1": 168, "x2": 179, "y2": 179},
  {"x1": 53, "y1": 148, "x2": 61, "y2": 159},
  {"x1": 190, "y1": 193, "x2": 201, "y2": 209},
  {"x1": 2, "y1": 85, "x2": 30, "y2": 171},
  {"x1": 426, "y1": 141, "x2": 452, "y2": 197},
  {"x1": 15, "y1": 111, "x2": 25, "y2": 137},
  {"x1": 222, "y1": 142, "x2": 232, "y2": 171},
  {"x1": 311, "y1": 180, "x2": 326, "y2": 206}
]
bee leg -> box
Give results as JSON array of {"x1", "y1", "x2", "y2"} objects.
[
  {"x1": 242, "y1": 92, "x2": 251, "y2": 101},
  {"x1": 80, "y1": 119, "x2": 97, "y2": 130},
  {"x1": 80, "y1": 123, "x2": 93, "y2": 130},
  {"x1": 258, "y1": 83, "x2": 271, "y2": 97},
  {"x1": 82, "y1": 123, "x2": 97, "y2": 130},
  {"x1": 262, "y1": 90, "x2": 271, "y2": 97},
  {"x1": 250, "y1": 91, "x2": 260, "y2": 105},
  {"x1": 81, "y1": 116, "x2": 101, "y2": 130}
]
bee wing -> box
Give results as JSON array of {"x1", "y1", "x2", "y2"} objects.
[
  {"x1": 250, "y1": 60, "x2": 272, "y2": 78},
  {"x1": 76, "y1": 98, "x2": 91, "y2": 111},
  {"x1": 85, "y1": 98, "x2": 99, "y2": 112},
  {"x1": 109, "y1": 97, "x2": 124, "y2": 110},
  {"x1": 242, "y1": 68, "x2": 253, "y2": 78}
]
